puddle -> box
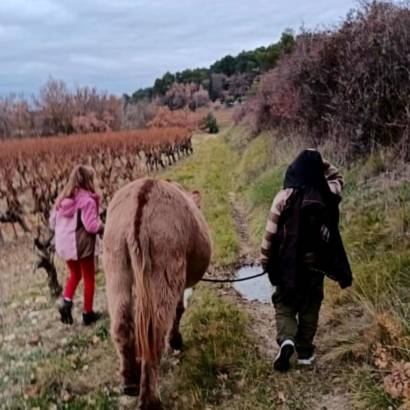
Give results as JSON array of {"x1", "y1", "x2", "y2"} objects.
[{"x1": 233, "y1": 265, "x2": 274, "y2": 304}]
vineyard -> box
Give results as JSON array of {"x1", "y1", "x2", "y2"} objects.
[{"x1": 0, "y1": 127, "x2": 193, "y2": 296}]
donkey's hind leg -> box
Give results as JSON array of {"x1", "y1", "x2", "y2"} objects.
[
  {"x1": 106, "y1": 264, "x2": 141, "y2": 396},
  {"x1": 169, "y1": 294, "x2": 185, "y2": 351},
  {"x1": 139, "y1": 326, "x2": 166, "y2": 410},
  {"x1": 113, "y1": 304, "x2": 141, "y2": 396},
  {"x1": 139, "y1": 361, "x2": 163, "y2": 410}
]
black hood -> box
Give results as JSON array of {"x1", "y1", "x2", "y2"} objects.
[{"x1": 284, "y1": 149, "x2": 330, "y2": 195}]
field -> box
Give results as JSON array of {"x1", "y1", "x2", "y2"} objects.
[{"x1": 0, "y1": 112, "x2": 409, "y2": 409}]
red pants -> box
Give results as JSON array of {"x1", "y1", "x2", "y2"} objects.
[{"x1": 64, "y1": 255, "x2": 96, "y2": 313}]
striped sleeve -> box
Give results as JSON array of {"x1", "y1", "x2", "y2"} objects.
[
  {"x1": 323, "y1": 159, "x2": 344, "y2": 196},
  {"x1": 260, "y1": 188, "x2": 293, "y2": 268}
]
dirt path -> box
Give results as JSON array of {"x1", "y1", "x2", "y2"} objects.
[
  {"x1": 227, "y1": 192, "x2": 254, "y2": 265},
  {"x1": 225, "y1": 192, "x2": 277, "y2": 360}
]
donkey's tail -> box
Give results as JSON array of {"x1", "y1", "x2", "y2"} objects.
[{"x1": 129, "y1": 233, "x2": 186, "y2": 364}]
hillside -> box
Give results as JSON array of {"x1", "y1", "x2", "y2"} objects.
[{"x1": 125, "y1": 31, "x2": 295, "y2": 106}]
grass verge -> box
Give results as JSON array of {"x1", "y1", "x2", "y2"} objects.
[
  {"x1": 162, "y1": 133, "x2": 240, "y2": 267},
  {"x1": 162, "y1": 287, "x2": 274, "y2": 410},
  {"x1": 226, "y1": 125, "x2": 410, "y2": 408}
]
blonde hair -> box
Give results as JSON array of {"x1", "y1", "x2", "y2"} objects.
[{"x1": 55, "y1": 165, "x2": 96, "y2": 208}]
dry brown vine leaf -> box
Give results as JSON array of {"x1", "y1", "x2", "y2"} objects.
[
  {"x1": 373, "y1": 342, "x2": 392, "y2": 370},
  {"x1": 383, "y1": 361, "x2": 410, "y2": 400}
]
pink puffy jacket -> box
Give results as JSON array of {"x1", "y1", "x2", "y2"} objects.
[{"x1": 49, "y1": 189, "x2": 102, "y2": 261}]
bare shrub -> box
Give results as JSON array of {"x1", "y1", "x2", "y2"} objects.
[
  {"x1": 0, "y1": 79, "x2": 121, "y2": 139},
  {"x1": 147, "y1": 106, "x2": 205, "y2": 130},
  {"x1": 242, "y1": 1, "x2": 410, "y2": 158},
  {"x1": 121, "y1": 100, "x2": 158, "y2": 129}
]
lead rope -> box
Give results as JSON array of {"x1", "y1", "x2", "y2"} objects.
[{"x1": 201, "y1": 270, "x2": 268, "y2": 283}]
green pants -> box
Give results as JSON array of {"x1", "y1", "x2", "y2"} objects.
[{"x1": 272, "y1": 272, "x2": 324, "y2": 358}]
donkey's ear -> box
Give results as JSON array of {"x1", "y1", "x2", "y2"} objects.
[{"x1": 191, "y1": 190, "x2": 202, "y2": 208}]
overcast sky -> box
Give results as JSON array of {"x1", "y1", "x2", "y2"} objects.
[{"x1": 0, "y1": 0, "x2": 358, "y2": 96}]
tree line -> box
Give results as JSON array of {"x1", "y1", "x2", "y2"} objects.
[{"x1": 126, "y1": 30, "x2": 295, "y2": 107}]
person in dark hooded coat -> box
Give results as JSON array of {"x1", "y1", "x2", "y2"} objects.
[{"x1": 260, "y1": 149, "x2": 352, "y2": 371}]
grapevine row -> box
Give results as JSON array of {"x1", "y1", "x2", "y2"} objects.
[{"x1": 0, "y1": 127, "x2": 193, "y2": 295}]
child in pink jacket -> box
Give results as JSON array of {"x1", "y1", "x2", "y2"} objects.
[{"x1": 50, "y1": 165, "x2": 103, "y2": 325}]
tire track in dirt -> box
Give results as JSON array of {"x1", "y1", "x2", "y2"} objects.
[{"x1": 227, "y1": 192, "x2": 253, "y2": 265}]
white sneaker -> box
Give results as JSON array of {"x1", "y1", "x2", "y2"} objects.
[
  {"x1": 274, "y1": 339, "x2": 295, "y2": 372},
  {"x1": 297, "y1": 354, "x2": 316, "y2": 366}
]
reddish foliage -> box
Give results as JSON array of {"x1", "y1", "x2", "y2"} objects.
[
  {"x1": 147, "y1": 106, "x2": 206, "y2": 130},
  {"x1": 0, "y1": 79, "x2": 121, "y2": 139},
  {"x1": 162, "y1": 83, "x2": 210, "y2": 111},
  {"x1": 0, "y1": 127, "x2": 192, "y2": 233},
  {"x1": 240, "y1": 1, "x2": 410, "y2": 158},
  {"x1": 0, "y1": 127, "x2": 193, "y2": 296}
]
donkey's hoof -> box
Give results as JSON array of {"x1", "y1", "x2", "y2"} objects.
[
  {"x1": 170, "y1": 332, "x2": 183, "y2": 351},
  {"x1": 138, "y1": 398, "x2": 164, "y2": 410},
  {"x1": 122, "y1": 383, "x2": 139, "y2": 397}
]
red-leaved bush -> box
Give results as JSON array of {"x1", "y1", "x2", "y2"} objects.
[
  {"x1": 147, "y1": 106, "x2": 206, "y2": 130},
  {"x1": 238, "y1": 1, "x2": 410, "y2": 158}
]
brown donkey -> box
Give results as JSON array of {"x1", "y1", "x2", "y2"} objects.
[{"x1": 103, "y1": 178, "x2": 212, "y2": 410}]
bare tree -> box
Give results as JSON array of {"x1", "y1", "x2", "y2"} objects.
[{"x1": 36, "y1": 78, "x2": 73, "y2": 135}]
